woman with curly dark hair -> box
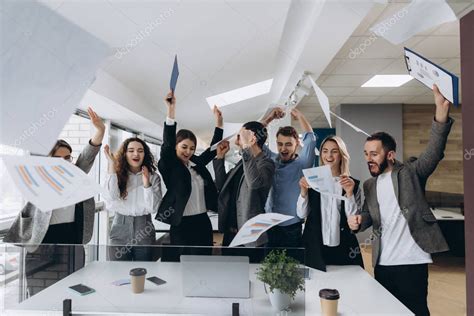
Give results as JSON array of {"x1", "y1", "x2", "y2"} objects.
[{"x1": 104, "y1": 137, "x2": 162, "y2": 261}]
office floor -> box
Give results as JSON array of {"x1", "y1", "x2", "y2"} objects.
[{"x1": 360, "y1": 247, "x2": 467, "y2": 316}]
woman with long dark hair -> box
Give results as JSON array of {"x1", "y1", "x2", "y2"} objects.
[
  {"x1": 104, "y1": 137, "x2": 162, "y2": 261},
  {"x1": 157, "y1": 91, "x2": 223, "y2": 260},
  {"x1": 297, "y1": 135, "x2": 364, "y2": 271}
]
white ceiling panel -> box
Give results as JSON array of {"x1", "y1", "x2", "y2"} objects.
[
  {"x1": 412, "y1": 36, "x2": 460, "y2": 59},
  {"x1": 321, "y1": 75, "x2": 373, "y2": 87},
  {"x1": 332, "y1": 58, "x2": 393, "y2": 75}
]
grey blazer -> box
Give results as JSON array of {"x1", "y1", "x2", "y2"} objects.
[
  {"x1": 4, "y1": 141, "x2": 101, "y2": 253},
  {"x1": 358, "y1": 118, "x2": 453, "y2": 267},
  {"x1": 213, "y1": 148, "x2": 275, "y2": 232}
]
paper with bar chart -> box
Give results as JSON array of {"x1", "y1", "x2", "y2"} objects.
[
  {"x1": 1, "y1": 155, "x2": 106, "y2": 211},
  {"x1": 229, "y1": 213, "x2": 293, "y2": 247}
]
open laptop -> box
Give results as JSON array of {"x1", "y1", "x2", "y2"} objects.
[{"x1": 181, "y1": 255, "x2": 250, "y2": 298}]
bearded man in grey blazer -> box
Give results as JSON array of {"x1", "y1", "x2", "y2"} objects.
[{"x1": 348, "y1": 85, "x2": 453, "y2": 316}]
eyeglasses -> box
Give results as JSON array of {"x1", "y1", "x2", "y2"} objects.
[{"x1": 53, "y1": 155, "x2": 73, "y2": 162}]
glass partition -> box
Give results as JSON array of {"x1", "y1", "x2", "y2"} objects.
[{"x1": 2, "y1": 243, "x2": 307, "y2": 315}]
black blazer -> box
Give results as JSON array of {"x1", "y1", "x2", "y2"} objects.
[
  {"x1": 302, "y1": 178, "x2": 362, "y2": 271},
  {"x1": 156, "y1": 122, "x2": 223, "y2": 226}
]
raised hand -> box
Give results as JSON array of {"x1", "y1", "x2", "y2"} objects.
[
  {"x1": 433, "y1": 84, "x2": 450, "y2": 124},
  {"x1": 88, "y1": 107, "x2": 105, "y2": 146},
  {"x1": 142, "y1": 166, "x2": 151, "y2": 188},
  {"x1": 262, "y1": 107, "x2": 285, "y2": 126},
  {"x1": 104, "y1": 145, "x2": 116, "y2": 163},
  {"x1": 216, "y1": 140, "x2": 230, "y2": 159},
  {"x1": 299, "y1": 176, "x2": 311, "y2": 198},
  {"x1": 164, "y1": 91, "x2": 176, "y2": 119},
  {"x1": 213, "y1": 105, "x2": 223, "y2": 128},
  {"x1": 290, "y1": 108, "x2": 303, "y2": 120},
  {"x1": 340, "y1": 175, "x2": 355, "y2": 197},
  {"x1": 348, "y1": 215, "x2": 362, "y2": 231}
]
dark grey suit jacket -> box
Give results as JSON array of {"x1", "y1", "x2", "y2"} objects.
[
  {"x1": 213, "y1": 148, "x2": 275, "y2": 233},
  {"x1": 4, "y1": 141, "x2": 101, "y2": 253},
  {"x1": 358, "y1": 118, "x2": 453, "y2": 267}
]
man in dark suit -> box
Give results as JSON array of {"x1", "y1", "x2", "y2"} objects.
[
  {"x1": 348, "y1": 85, "x2": 453, "y2": 316},
  {"x1": 213, "y1": 121, "x2": 275, "y2": 248}
]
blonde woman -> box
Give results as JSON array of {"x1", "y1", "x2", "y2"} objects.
[{"x1": 296, "y1": 135, "x2": 363, "y2": 271}]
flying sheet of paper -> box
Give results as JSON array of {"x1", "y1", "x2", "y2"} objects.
[
  {"x1": 315, "y1": 147, "x2": 320, "y2": 156},
  {"x1": 404, "y1": 47, "x2": 459, "y2": 106},
  {"x1": 302, "y1": 166, "x2": 349, "y2": 202},
  {"x1": 330, "y1": 111, "x2": 370, "y2": 137},
  {"x1": 308, "y1": 75, "x2": 332, "y2": 128},
  {"x1": 229, "y1": 213, "x2": 293, "y2": 247},
  {"x1": 1, "y1": 155, "x2": 107, "y2": 211},
  {"x1": 170, "y1": 54, "x2": 179, "y2": 93},
  {"x1": 210, "y1": 122, "x2": 242, "y2": 151},
  {"x1": 0, "y1": 1, "x2": 110, "y2": 155},
  {"x1": 370, "y1": 0, "x2": 457, "y2": 45}
]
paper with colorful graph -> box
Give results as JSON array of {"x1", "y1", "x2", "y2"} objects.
[
  {"x1": 1, "y1": 155, "x2": 107, "y2": 211},
  {"x1": 229, "y1": 213, "x2": 294, "y2": 247}
]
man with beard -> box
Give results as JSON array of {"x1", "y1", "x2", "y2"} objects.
[
  {"x1": 348, "y1": 85, "x2": 452, "y2": 316},
  {"x1": 260, "y1": 107, "x2": 317, "y2": 249}
]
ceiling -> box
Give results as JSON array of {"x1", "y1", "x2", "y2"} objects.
[
  {"x1": 38, "y1": 0, "x2": 473, "y2": 143},
  {"x1": 298, "y1": 0, "x2": 472, "y2": 129}
]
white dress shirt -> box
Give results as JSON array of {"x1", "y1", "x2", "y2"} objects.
[
  {"x1": 376, "y1": 171, "x2": 432, "y2": 265},
  {"x1": 297, "y1": 177, "x2": 358, "y2": 247},
  {"x1": 182, "y1": 161, "x2": 207, "y2": 216},
  {"x1": 105, "y1": 171, "x2": 162, "y2": 216},
  {"x1": 165, "y1": 116, "x2": 207, "y2": 216}
]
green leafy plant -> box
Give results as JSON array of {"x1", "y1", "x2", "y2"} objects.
[{"x1": 256, "y1": 250, "x2": 305, "y2": 300}]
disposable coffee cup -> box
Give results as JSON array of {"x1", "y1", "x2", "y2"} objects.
[
  {"x1": 130, "y1": 268, "x2": 147, "y2": 294},
  {"x1": 319, "y1": 288, "x2": 340, "y2": 316}
]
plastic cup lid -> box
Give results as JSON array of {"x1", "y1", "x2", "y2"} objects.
[
  {"x1": 129, "y1": 268, "x2": 147, "y2": 276},
  {"x1": 319, "y1": 288, "x2": 340, "y2": 300}
]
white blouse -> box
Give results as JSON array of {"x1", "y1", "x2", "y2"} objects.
[
  {"x1": 296, "y1": 177, "x2": 360, "y2": 247},
  {"x1": 182, "y1": 161, "x2": 207, "y2": 216},
  {"x1": 105, "y1": 171, "x2": 162, "y2": 217}
]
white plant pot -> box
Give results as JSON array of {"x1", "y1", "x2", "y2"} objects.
[{"x1": 267, "y1": 287, "x2": 292, "y2": 311}]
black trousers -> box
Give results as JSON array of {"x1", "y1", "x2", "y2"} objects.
[
  {"x1": 267, "y1": 222, "x2": 303, "y2": 248},
  {"x1": 267, "y1": 222, "x2": 304, "y2": 263},
  {"x1": 374, "y1": 264, "x2": 430, "y2": 316},
  {"x1": 166, "y1": 212, "x2": 213, "y2": 261}
]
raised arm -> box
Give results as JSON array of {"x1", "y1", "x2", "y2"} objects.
[
  {"x1": 291, "y1": 108, "x2": 317, "y2": 168},
  {"x1": 75, "y1": 107, "x2": 104, "y2": 173},
  {"x1": 410, "y1": 84, "x2": 453, "y2": 180},
  {"x1": 159, "y1": 92, "x2": 178, "y2": 171},
  {"x1": 213, "y1": 140, "x2": 230, "y2": 191},
  {"x1": 192, "y1": 106, "x2": 223, "y2": 166}
]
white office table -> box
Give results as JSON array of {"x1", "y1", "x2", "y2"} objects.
[{"x1": 7, "y1": 261, "x2": 412, "y2": 316}]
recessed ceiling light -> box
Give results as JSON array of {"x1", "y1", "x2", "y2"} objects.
[
  {"x1": 361, "y1": 75, "x2": 413, "y2": 88},
  {"x1": 206, "y1": 79, "x2": 273, "y2": 108}
]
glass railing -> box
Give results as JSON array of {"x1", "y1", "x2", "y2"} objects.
[{"x1": 1, "y1": 243, "x2": 307, "y2": 315}]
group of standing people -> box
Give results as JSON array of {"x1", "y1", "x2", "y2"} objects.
[{"x1": 6, "y1": 85, "x2": 453, "y2": 315}]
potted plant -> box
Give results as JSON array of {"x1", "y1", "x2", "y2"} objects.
[{"x1": 256, "y1": 250, "x2": 305, "y2": 311}]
